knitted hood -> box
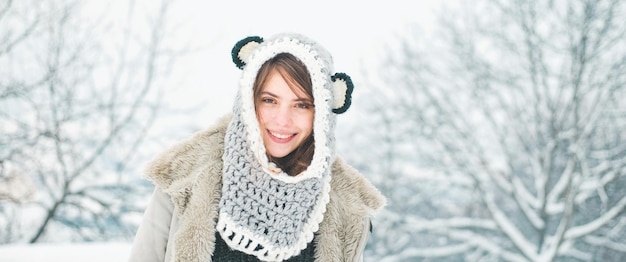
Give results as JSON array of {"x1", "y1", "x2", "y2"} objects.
[{"x1": 218, "y1": 33, "x2": 355, "y2": 261}]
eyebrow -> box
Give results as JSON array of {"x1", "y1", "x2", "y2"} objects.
[{"x1": 260, "y1": 91, "x2": 313, "y2": 103}]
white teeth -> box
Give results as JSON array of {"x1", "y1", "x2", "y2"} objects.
[{"x1": 270, "y1": 131, "x2": 292, "y2": 139}]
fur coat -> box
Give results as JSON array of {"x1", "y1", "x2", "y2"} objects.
[{"x1": 128, "y1": 115, "x2": 386, "y2": 261}]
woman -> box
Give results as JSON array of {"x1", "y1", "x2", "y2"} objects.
[{"x1": 129, "y1": 33, "x2": 386, "y2": 262}]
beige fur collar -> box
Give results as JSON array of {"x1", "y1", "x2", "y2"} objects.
[{"x1": 142, "y1": 114, "x2": 386, "y2": 261}]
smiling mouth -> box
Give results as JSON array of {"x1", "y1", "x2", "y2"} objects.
[{"x1": 269, "y1": 130, "x2": 295, "y2": 139}]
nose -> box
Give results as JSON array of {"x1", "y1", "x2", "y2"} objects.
[{"x1": 274, "y1": 106, "x2": 292, "y2": 126}]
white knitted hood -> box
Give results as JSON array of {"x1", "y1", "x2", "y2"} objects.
[{"x1": 217, "y1": 33, "x2": 354, "y2": 261}]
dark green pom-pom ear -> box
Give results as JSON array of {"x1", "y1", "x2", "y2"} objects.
[
  {"x1": 231, "y1": 36, "x2": 264, "y2": 69},
  {"x1": 331, "y1": 72, "x2": 354, "y2": 114}
]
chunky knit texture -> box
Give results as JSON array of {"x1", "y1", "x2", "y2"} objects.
[
  {"x1": 218, "y1": 33, "x2": 338, "y2": 261},
  {"x1": 218, "y1": 113, "x2": 331, "y2": 261}
]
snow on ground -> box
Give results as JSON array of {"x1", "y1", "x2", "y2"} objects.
[{"x1": 0, "y1": 242, "x2": 131, "y2": 262}]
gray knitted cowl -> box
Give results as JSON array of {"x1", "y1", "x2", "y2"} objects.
[{"x1": 218, "y1": 33, "x2": 354, "y2": 261}]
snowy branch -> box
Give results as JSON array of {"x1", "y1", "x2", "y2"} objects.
[
  {"x1": 565, "y1": 196, "x2": 626, "y2": 239},
  {"x1": 484, "y1": 191, "x2": 537, "y2": 261}
]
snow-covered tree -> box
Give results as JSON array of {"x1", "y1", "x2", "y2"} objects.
[
  {"x1": 350, "y1": 0, "x2": 626, "y2": 261},
  {"x1": 0, "y1": 0, "x2": 181, "y2": 243}
]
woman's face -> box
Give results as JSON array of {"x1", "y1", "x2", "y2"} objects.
[{"x1": 257, "y1": 69, "x2": 314, "y2": 158}]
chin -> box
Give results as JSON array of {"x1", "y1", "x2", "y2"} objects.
[{"x1": 267, "y1": 148, "x2": 293, "y2": 159}]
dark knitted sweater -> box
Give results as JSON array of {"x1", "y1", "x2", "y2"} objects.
[{"x1": 212, "y1": 232, "x2": 316, "y2": 261}]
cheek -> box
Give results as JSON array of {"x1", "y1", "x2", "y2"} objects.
[
  {"x1": 301, "y1": 113, "x2": 314, "y2": 134},
  {"x1": 256, "y1": 107, "x2": 270, "y2": 125}
]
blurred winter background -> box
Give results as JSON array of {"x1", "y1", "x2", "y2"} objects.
[{"x1": 1, "y1": 0, "x2": 625, "y2": 261}]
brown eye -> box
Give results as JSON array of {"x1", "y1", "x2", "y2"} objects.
[
  {"x1": 261, "y1": 97, "x2": 276, "y2": 104},
  {"x1": 296, "y1": 102, "x2": 314, "y2": 109}
]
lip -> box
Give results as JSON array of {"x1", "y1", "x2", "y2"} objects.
[{"x1": 267, "y1": 129, "x2": 296, "y2": 143}]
